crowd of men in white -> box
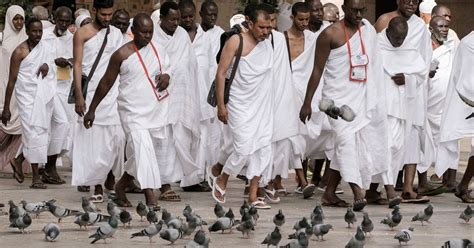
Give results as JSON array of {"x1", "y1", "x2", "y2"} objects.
[{"x1": 0, "y1": 0, "x2": 472, "y2": 210}]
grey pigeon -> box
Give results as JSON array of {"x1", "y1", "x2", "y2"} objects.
[
  {"x1": 261, "y1": 226, "x2": 282, "y2": 247},
  {"x1": 280, "y1": 232, "x2": 308, "y2": 248},
  {"x1": 442, "y1": 239, "x2": 473, "y2": 248},
  {"x1": 209, "y1": 208, "x2": 235, "y2": 233},
  {"x1": 239, "y1": 200, "x2": 249, "y2": 216},
  {"x1": 184, "y1": 211, "x2": 207, "y2": 227},
  {"x1": 159, "y1": 228, "x2": 183, "y2": 244},
  {"x1": 161, "y1": 208, "x2": 177, "y2": 225},
  {"x1": 249, "y1": 205, "x2": 259, "y2": 225},
  {"x1": 311, "y1": 203, "x2": 325, "y2": 225},
  {"x1": 183, "y1": 204, "x2": 193, "y2": 216},
  {"x1": 130, "y1": 220, "x2": 164, "y2": 242},
  {"x1": 136, "y1": 201, "x2": 148, "y2": 221},
  {"x1": 312, "y1": 224, "x2": 333, "y2": 241},
  {"x1": 8, "y1": 200, "x2": 24, "y2": 226},
  {"x1": 394, "y1": 227, "x2": 414, "y2": 245},
  {"x1": 273, "y1": 209, "x2": 285, "y2": 227},
  {"x1": 46, "y1": 202, "x2": 81, "y2": 223},
  {"x1": 82, "y1": 196, "x2": 99, "y2": 213},
  {"x1": 147, "y1": 207, "x2": 158, "y2": 224},
  {"x1": 167, "y1": 217, "x2": 183, "y2": 230},
  {"x1": 87, "y1": 212, "x2": 110, "y2": 225},
  {"x1": 185, "y1": 230, "x2": 210, "y2": 248},
  {"x1": 20, "y1": 199, "x2": 54, "y2": 218},
  {"x1": 181, "y1": 216, "x2": 199, "y2": 236},
  {"x1": 119, "y1": 209, "x2": 132, "y2": 227},
  {"x1": 293, "y1": 217, "x2": 310, "y2": 230},
  {"x1": 459, "y1": 205, "x2": 472, "y2": 223},
  {"x1": 289, "y1": 225, "x2": 313, "y2": 240},
  {"x1": 361, "y1": 212, "x2": 374, "y2": 236},
  {"x1": 412, "y1": 204, "x2": 433, "y2": 225},
  {"x1": 106, "y1": 201, "x2": 122, "y2": 218},
  {"x1": 89, "y1": 216, "x2": 118, "y2": 244},
  {"x1": 345, "y1": 226, "x2": 365, "y2": 248},
  {"x1": 74, "y1": 212, "x2": 91, "y2": 229},
  {"x1": 214, "y1": 203, "x2": 226, "y2": 218},
  {"x1": 236, "y1": 219, "x2": 254, "y2": 238},
  {"x1": 381, "y1": 205, "x2": 402, "y2": 230},
  {"x1": 344, "y1": 208, "x2": 357, "y2": 228},
  {"x1": 42, "y1": 223, "x2": 60, "y2": 242},
  {"x1": 10, "y1": 212, "x2": 32, "y2": 233}
]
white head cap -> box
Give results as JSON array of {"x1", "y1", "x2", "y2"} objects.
[
  {"x1": 419, "y1": 0, "x2": 437, "y2": 14},
  {"x1": 230, "y1": 14, "x2": 245, "y2": 28}
]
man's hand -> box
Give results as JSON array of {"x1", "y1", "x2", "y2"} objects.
[
  {"x1": 1, "y1": 109, "x2": 11, "y2": 126},
  {"x1": 55, "y1": 57, "x2": 70, "y2": 68},
  {"x1": 217, "y1": 106, "x2": 228, "y2": 124},
  {"x1": 391, "y1": 73, "x2": 405, "y2": 86},
  {"x1": 429, "y1": 70, "x2": 437, "y2": 78},
  {"x1": 36, "y1": 63, "x2": 49, "y2": 79},
  {"x1": 156, "y1": 74, "x2": 170, "y2": 92},
  {"x1": 83, "y1": 111, "x2": 95, "y2": 129},
  {"x1": 75, "y1": 96, "x2": 86, "y2": 117},
  {"x1": 299, "y1": 103, "x2": 312, "y2": 123}
]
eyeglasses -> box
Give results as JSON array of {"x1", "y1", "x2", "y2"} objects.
[
  {"x1": 347, "y1": 7, "x2": 368, "y2": 14},
  {"x1": 401, "y1": 0, "x2": 419, "y2": 5}
]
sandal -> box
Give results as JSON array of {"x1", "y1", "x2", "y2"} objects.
[
  {"x1": 147, "y1": 204, "x2": 161, "y2": 212},
  {"x1": 401, "y1": 192, "x2": 430, "y2": 203},
  {"x1": 89, "y1": 194, "x2": 104, "y2": 203},
  {"x1": 206, "y1": 166, "x2": 216, "y2": 188},
  {"x1": 388, "y1": 196, "x2": 402, "y2": 208},
  {"x1": 352, "y1": 198, "x2": 367, "y2": 211},
  {"x1": 302, "y1": 184, "x2": 316, "y2": 199},
  {"x1": 77, "y1": 186, "x2": 91, "y2": 192},
  {"x1": 251, "y1": 200, "x2": 271, "y2": 210},
  {"x1": 420, "y1": 185, "x2": 447, "y2": 196},
  {"x1": 182, "y1": 183, "x2": 211, "y2": 192},
  {"x1": 211, "y1": 182, "x2": 226, "y2": 204},
  {"x1": 294, "y1": 186, "x2": 303, "y2": 194},
  {"x1": 275, "y1": 188, "x2": 291, "y2": 197},
  {"x1": 454, "y1": 189, "x2": 474, "y2": 203},
  {"x1": 30, "y1": 182, "x2": 47, "y2": 189},
  {"x1": 322, "y1": 199, "x2": 350, "y2": 208},
  {"x1": 264, "y1": 188, "x2": 281, "y2": 204},
  {"x1": 366, "y1": 191, "x2": 388, "y2": 205},
  {"x1": 113, "y1": 198, "x2": 133, "y2": 207},
  {"x1": 10, "y1": 158, "x2": 24, "y2": 183},
  {"x1": 159, "y1": 190, "x2": 181, "y2": 202},
  {"x1": 41, "y1": 172, "x2": 65, "y2": 185}
]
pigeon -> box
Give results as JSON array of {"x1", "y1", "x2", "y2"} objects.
[
  {"x1": 183, "y1": 204, "x2": 193, "y2": 216},
  {"x1": 82, "y1": 196, "x2": 99, "y2": 213},
  {"x1": 236, "y1": 219, "x2": 254, "y2": 238},
  {"x1": 181, "y1": 219, "x2": 198, "y2": 237},
  {"x1": 10, "y1": 212, "x2": 32, "y2": 233},
  {"x1": 20, "y1": 199, "x2": 54, "y2": 218},
  {"x1": 167, "y1": 217, "x2": 183, "y2": 230},
  {"x1": 119, "y1": 209, "x2": 132, "y2": 227},
  {"x1": 249, "y1": 205, "x2": 259, "y2": 225},
  {"x1": 106, "y1": 201, "x2": 122, "y2": 218},
  {"x1": 46, "y1": 202, "x2": 81, "y2": 223},
  {"x1": 42, "y1": 223, "x2": 60, "y2": 242},
  {"x1": 289, "y1": 225, "x2": 313, "y2": 240},
  {"x1": 381, "y1": 205, "x2": 403, "y2": 230},
  {"x1": 159, "y1": 228, "x2": 183, "y2": 244},
  {"x1": 280, "y1": 232, "x2": 309, "y2": 248},
  {"x1": 184, "y1": 211, "x2": 207, "y2": 227},
  {"x1": 136, "y1": 201, "x2": 148, "y2": 221},
  {"x1": 293, "y1": 217, "x2": 310, "y2": 230},
  {"x1": 161, "y1": 208, "x2": 177, "y2": 225},
  {"x1": 412, "y1": 204, "x2": 433, "y2": 225},
  {"x1": 147, "y1": 207, "x2": 158, "y2": 224},
  {"x1": 312, "y1": 224, "x2": 333, "y2": 241},
  {"x1": 74, "y1": 212, "x2": 91, "y2": 229},
  {"x1": 459, "y1": 205, "x2": 472, "y2": 223},
  {"x1": 214, "y1": 203, "x2": 226, "y2": 218},
  {"x1": 261, "y1": 226, "x2": 282, "y2": 247},
  {"x1": 310, "y1": 203, "x2": 325, "y2": 225},
  {"x1": 442, "y1": 239, "x2": 473, "y2": 248},
  {"x1": 273, "y1": 209, "x2": 285, "y2": 227},
  {"x1": 344, "y1": 208, "x2": 357, "y2": 228},
  {"x1": 130, "y1": 220, "x2": 164, "y2": 242},
  {"x1": 239, "y1": 200, "x2": 249, "y2": 216},
  {"x1": 8, "y1": 200, "x2": 24, "y2": 226},
  {"x1": 209, "y1": 208, "x2": 235, "y2": 233},
  {"x1": 361, "y1": 212, "x2": 374, "y2": 236},
  {"x1": 89, "y1": 216, "x2": 118, "y2": 244},
  {"x1": 394, "y1": 227, "x2": 414, "y2": 245},
  {"x1": 185, "y1": 230, "x2": 210, "y2": 248},
  {"x1": 87, "y1": 212, "x2": 110, "y2": 225},
  {"x1": 345, "y1": 226, "x2": 365, "y2": 248}
]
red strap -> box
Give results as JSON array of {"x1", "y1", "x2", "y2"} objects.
[
  {"x1": 133, "y1": 42, "x2": 163, "y2": 101},
  {"x1": 343, "y1": 20, "x2": 366, "y2": 59}
]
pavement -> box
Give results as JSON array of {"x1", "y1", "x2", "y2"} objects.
[{"x1": 0, "y1": 163, "x2": 473, "y2": 248}]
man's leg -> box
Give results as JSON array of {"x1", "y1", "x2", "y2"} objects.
[
  {"x1": 311, "y1": 159, "x2": 325, "y2": 185},
  {"x1": 213, "y1": 173, "x2": 230, "y2": 202},
  {"x1": 442, "y1": 169, "x2": 457, "y2": 191},
  {"x1": 248, "y1": 176, "x2": 261, "y2": 204},
  {"x1": 455, "y1": 156, "x2": 474, "y2": 203},
  {"x1": 321, "y1": 169, "x2": 349, "y2": 207},
  {"x1": 114, "y1": 172, "x2": 133, "y2": 207},
  {"x1": 401, "y1": 164, "x2": 429, "y2": 202},
  {"x1": 10, "y1": 153, "x2": 25, "y2": 183},
  {"x1": 42, "y1": 154, "x2": 65, "y2": 184},
  {"x1": 30, "y1": 163, "x2": 47, "y2": 189},
  {"x1": 104, "y1": 171, "x2": 115, "y2": 191},
  {"x1": 143, "y1": 189, "x2": 158, "y2": 207}
]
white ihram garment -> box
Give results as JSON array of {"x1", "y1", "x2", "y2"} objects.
[
  {"x1": 71, "y1": 26, "x2": 125, "y2": 186},
  {"x1": 435, "y1": 32, "x2": 474, "y2": 176}
]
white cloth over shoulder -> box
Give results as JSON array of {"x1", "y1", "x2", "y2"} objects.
[{"x1": 435, "y1": 32, "x2": 474, "y2": 176}]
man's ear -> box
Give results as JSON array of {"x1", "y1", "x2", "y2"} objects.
[
  {"x1": 92, "y1": 8, "x2": 97, "y2": 16},
  {"x1": 290, "y1": 15, "x2": 294, "y2": 21},
  {"x1": 428, "y1": 26, "x2": 433, "y2": 33}
]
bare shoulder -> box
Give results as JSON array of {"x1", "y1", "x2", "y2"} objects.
[
  {"x1": 74, "y1": 23, "x2": 98, "y2": 43},
  {"x1": 375, "y1": 11, "x2": 397, "y2": 31},
  {"x1": 115, "y1": 42, "x2": 135, "y2": 61},
  {"x1": 12, "y1": 41, "x2": 29, "y2": 59}
]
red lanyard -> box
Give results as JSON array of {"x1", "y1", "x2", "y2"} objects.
[
  {"x1": 133, "y1": 42, "x2": 163, "y2": 101},
  {"x1": 343, "y1": 20, "x2": 366, "y2": 57}
]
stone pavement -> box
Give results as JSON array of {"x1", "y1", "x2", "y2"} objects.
[{"x1": 0, "y1": 165, "x2": 473, "y2": 248}]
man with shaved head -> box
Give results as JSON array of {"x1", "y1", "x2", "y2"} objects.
[
  {"x1": 200, "y1": 0, "x2": 224, "y2": 69},
  {"x1": 323, "y1": 2, "x2": 340, "y2": 24},
  {"x1": 375, "y1": 0, "x2": 434, "y2": 201},
  {"x1": 432, "y1": 5, "x2": 460, "y2": 46},
  {"x1": 305, "y1": 0, "x2": 325, "y2": 33},
  {"x1": 300, "y1": 0, "x2": 390, "y2": 211},
  {"x1": 84, "y1": 13, "x2": 171, "y2": 208}
]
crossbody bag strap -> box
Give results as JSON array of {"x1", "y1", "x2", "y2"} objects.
[
  {"x1": 284, "y1": 31, "x2": 292, "y2": 71},
  {"x1": 86, "y1": 26, "x2": 110, "y2": 82},
  {"x1": 227, "y1": 33, "x2": 243, "y2": 84}
]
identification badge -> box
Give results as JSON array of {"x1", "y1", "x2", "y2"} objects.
[
  {"x1": 157, "y1": 89, "x2": 169, "y2": 101},
  {"x1": 350, "y1": 54, "x2": 368, "y2": 82}
]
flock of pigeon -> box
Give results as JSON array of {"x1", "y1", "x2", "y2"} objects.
[{"x1": 5, "y1": 196, "x2": 474, "y2": 247}]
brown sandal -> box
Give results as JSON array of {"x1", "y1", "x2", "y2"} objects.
[
  {"x1": 159, "y1": 190, "x2": 181, "y2": 202},
  {"x1": 30, "y1": 182, "x2": 47, "y2": 189},
  {"x1": 455, "y1": 189, "x2": 474, "y2": 203},
  {"x1": 10, "y1": 159, "x2": 24, "y2": 184}
]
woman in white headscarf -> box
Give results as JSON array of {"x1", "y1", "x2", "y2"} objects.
[{"x1": 0, "y1": 5, "x2": 28, "y2": 177}]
